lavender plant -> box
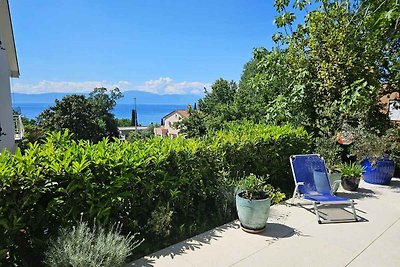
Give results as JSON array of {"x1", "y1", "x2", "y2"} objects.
[{"x1": 44, "y1": 221, "x2": 142, "y2": 267}]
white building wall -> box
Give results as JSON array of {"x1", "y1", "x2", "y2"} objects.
[
  {"x1": 0, "y1": 42, "x2": 15, "y2": 152},
  {"x1": 389, "y1": 100, "x2": 400, "y2": 121},
  {"x1": 154, "y1": 112, "x2": 186, "y2": 138},
  {"x1": 163, "y1": 113, "x2": 184, "y2": 137}
]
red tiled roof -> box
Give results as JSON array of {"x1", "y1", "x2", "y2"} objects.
[
  {"x1": 176, "y1": 110, "x2": 189, "y2": 118},
  {"x1": 163, "y1": 109, "x2": 189, "y2": 119}
]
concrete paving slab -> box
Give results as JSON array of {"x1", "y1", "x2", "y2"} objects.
[
  {"x1": 232, "y1": 235, "x2": 355, "y2": 267},
  {"x1": 126, "y1": 247, "x2": 195, "y2": 267},
  {"x1": 347, "y1": 218, "x2": 400, "y2": 267}
]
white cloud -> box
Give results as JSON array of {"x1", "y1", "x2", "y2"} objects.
[
  {"x1": 136, "y1": 77, "x2": 208, "y2": 95},
  {"x1": 13, "y1": 77, "x2": 209, "y2": 95},
  {"x1": 13, "y1": 80, "x2": 132, "y2": 94}
]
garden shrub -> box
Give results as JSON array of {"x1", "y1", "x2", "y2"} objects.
[
  {"x1": 0, "y1": 124, "x2": 311, "y2": 266},
  {"x1": 44, "y1": 221, "x2": 141, "y2": 267},
  {"x1": 208, "y1": 122, "x2": 312, "y2": 192}
]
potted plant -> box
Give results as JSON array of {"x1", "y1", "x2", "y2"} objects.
[
  {"x1": 339, "y1": 163, "x2": 365, "y2": 191},
  {"x1": 235, "y1": 174, "x2": 285, "y2": 233},
  {"x1": 351, "y1": 127, "x2": 398, "y2": 185}
]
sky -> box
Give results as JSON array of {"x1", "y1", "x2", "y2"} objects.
[{"x1": 9, "y1": 0, "x2": 279, "y2": 95}]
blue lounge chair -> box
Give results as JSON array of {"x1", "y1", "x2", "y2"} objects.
[{"x1": 290, "y1": 154, "x2": 358, "y2": 223}]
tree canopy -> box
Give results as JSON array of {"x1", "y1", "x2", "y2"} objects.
[
  {"x1": 180, "y1": 0, "x2": 399, "y2": 137},
  {"x1": 38, "y1": 88, "x2": 122, "y2": 142}
]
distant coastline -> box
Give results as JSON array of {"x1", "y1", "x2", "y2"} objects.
[
  {"x1": 13, "y1": 103, "x2": 188, "y2": 126},
  {"x1": 13, "y1": 103, "x2": 187, "y2": 125},
  {"x1": 11, "y1": 90, "x2": 201, "y2": 125}
]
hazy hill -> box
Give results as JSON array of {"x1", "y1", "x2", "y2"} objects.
[{"x1": 13, "y1": 90, "x2": 202, "y2": 106}]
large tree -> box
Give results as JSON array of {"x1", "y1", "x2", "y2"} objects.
[
  {"x1": 38, "y1": 88, "x2": 122, "y2": 142},
  {"x1": 272, "y1": 0, "x2": 399, "y2": 135},
  {"x1": 178, "y1": 79, "x2": 238, "y2": 137},
  {"x1": 178, "y1": 0, "x2": 400, "y2": 138}
]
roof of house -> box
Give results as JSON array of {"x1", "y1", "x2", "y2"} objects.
[
  {"x1": 0, "y1": 0, "x2": 19, "y2": 78},
  {"x1": 176, "y1": 110, "x2": 189, "y2": 118},
  {"x1": 163, "y1": 109, "x2": 189, "y2": 120}
]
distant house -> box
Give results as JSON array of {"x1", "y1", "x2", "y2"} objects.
[
  {"x1": 380, "y1": 91, "x2": 400, "y2": 123},
  {"x1": 154, "y1": 110, "x2": 189, "y2": 138},
  {"x1": 0, "y1": 0, "x2": 20, "y2": 152}
]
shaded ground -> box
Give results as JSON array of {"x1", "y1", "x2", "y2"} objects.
[{"x1": 128, "y1": 178, "x2": 400, "y2": 267}]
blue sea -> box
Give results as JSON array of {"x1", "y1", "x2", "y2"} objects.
[{"x1": 12, "y1": 103, "x2": 188, "y2": 126}]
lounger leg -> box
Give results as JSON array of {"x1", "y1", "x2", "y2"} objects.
[
  {"x1": 291, "y1": 189, "x2": 297, "y2": 205},
  {"x1": 350, "y1": 200, "x2": 358, "y2": 222},
  {"x1": 291, "y1": 184, "x2": 299, "y2": 205},
  {"x1": 313, "y1": 202, "x2": 322, "y2": 224}
]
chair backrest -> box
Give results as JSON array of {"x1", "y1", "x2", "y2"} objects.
[{"x1": 290, "y1": 154, "x2": 332, "y2": 195}]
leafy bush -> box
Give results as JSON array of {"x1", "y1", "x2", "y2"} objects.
[
  {"x1": 0, "y1": 123, "x2": 311, "y2": 265},
  {"x1": 38, "y1": 88, "x2": 122, "y2": 142},
  {"x1": 314, "y1": 136, "x2": 343, "y2": 172},
  {"x1": 209, "y1": 122, "x2": 312, "y2": 192},
  {"x1": 236, "y1": 174, "x2": 285, "y2": 203},
  {"x1": 116, "y1": 118, "x2": 132, "y2": 127},
  {"x1": 339, "y1": 163, "x2": 365, "y2": 178},
  {"x1": 350, "y1": 126, "x2": 400, "y2": 162},
  {"x1": 44, "y1": 221, "x2": 141, "y2": 267}
]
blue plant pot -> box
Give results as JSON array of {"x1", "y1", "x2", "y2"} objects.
[
  {"x1": 361, "y1": 158, "x2": 395, "y2": 185},
  {"x1": 236, "y1": 192, "x2": 271, "y2": 233}
]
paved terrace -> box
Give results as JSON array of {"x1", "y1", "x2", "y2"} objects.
[{"x1": 129, "y1": 178, "x2": 400, "y2": 267}]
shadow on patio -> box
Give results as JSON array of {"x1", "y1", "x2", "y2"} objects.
[
  {"x1": 127, "y1": 178, "x2": 400, "y2": 267},
  {"x1": 126, "y1": 222, "x2": 240, "y2": 266},
  {"x1": 336, "y1": 187, "x2": 377, "y2": 199}
]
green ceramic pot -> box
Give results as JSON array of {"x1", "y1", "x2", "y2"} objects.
[
  {"x1": 236, "y1": 192, "x2": 271, "y2": 233},
  {"x1": 328, "y1": 173, "x2": 342, "y2": 194}
]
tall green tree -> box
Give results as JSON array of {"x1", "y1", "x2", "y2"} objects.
[
  {"x1": 235, "y1": 48, "x2": 306, "y2": 125},
  {"x1": 272, "y1": 0, "x2": 399, "y2": 135},
  {"x1": 180, "y1": 0, "x2": 399, "y2": 138},
  {"x1": 38, "y1": 88, "x2": 122, "y2": 142},
  {"x1": 179, "y1": 79, "x2": 238, "y2": 137}
]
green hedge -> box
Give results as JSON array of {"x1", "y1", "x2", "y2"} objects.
[
  {"x1": 0, "y1": 123, "x2": 311, "y2": 266},
  {"x1": 210, "y1": 122, "x2": 312, "y2": 191}
]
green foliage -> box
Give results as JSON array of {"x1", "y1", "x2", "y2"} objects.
[
  {"x1": 44, "y1": 221, "x2": 142, "y2": 267},
  {"x1": 350, "y1": 125, "x2": 400, "y2": 162},
  {"x1": 180, "y1": 49, "x2": 301, "y2": 137},
  {"x1": 126, "y1": 125, "x2": 157, "y2": 141},
  {"x1": 271, "y1": 0, "x2": 399, "y2": 135},
  {"x1": 19, "y1": 123, "x2": 47, "y2": 152},
  {"x1": 38, "y1": 88, "x2": 122, "y2": 142},
  {"x1": 200, "y1": 79, "x2": 237, "y2": 112},
  {"x1": 236, "y1": 174, "x2": 285, "y2": 203},
  {"x1": 178, "y1": 107, "x2": 208, "y2": 138},
  {"x1": 237, "y1": 48, "x2": 301, "y2": 125},
  {"x1": 116, "y1": 118, "x2": 132, "y2": 127},
  {"x1": 314, "y1": 136, "x2": 343, "y2": 172},
  {"x1": 178, "y1": 79, "x2": 239, "y2": 137},
  {"x1": 339, "y1": 163, "x2": 365, "y2": 178},
  {"x1": 0, "y1": 123, "x2": 311, "y2": 265},
  {"x1": 209, "y1": 122, "x2": 312, "y2": 191},
  {"x1": 180, "y1": 0, "x2": 399, "y2": 139}
]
